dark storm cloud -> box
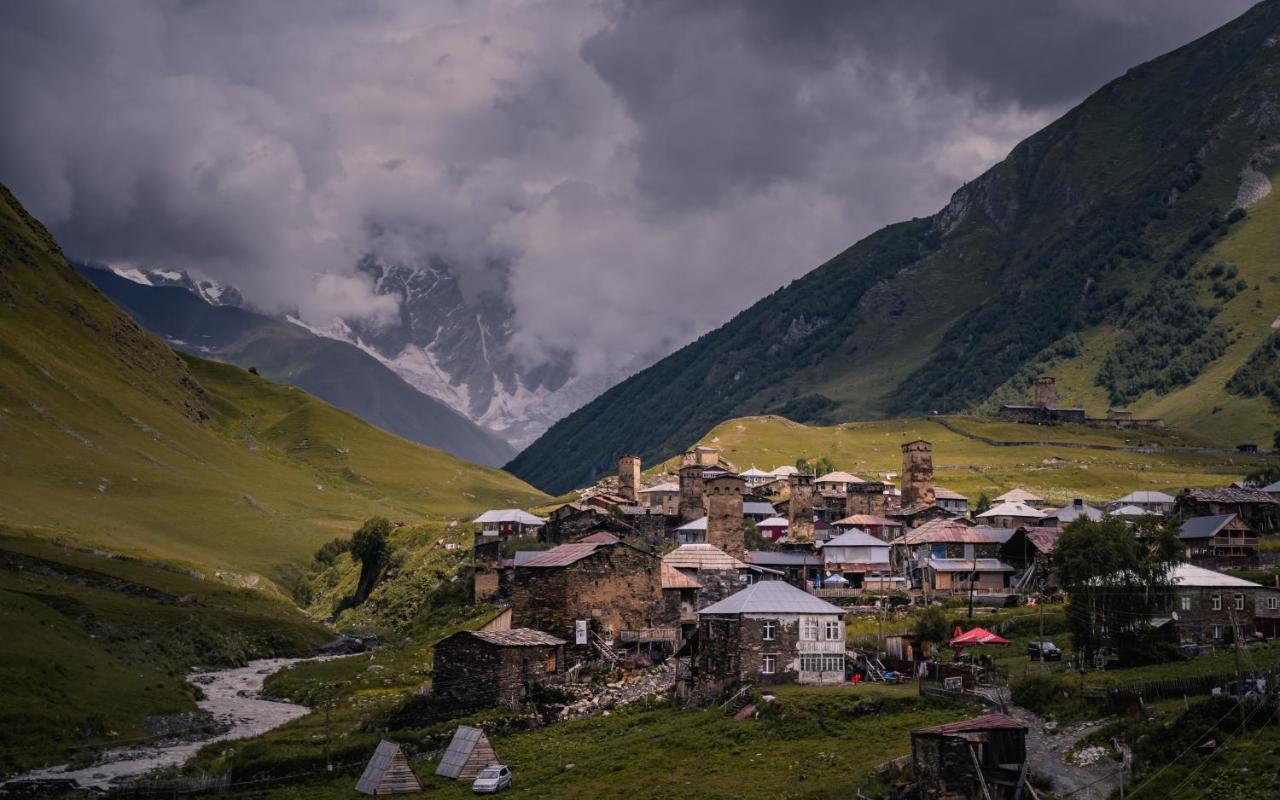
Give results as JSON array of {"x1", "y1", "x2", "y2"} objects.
[{"x1": 0, "y1": 0, "x2": 1257, "y2": 375}]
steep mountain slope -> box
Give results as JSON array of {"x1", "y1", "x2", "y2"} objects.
[
  {"x1": 509, "y1": 2, "x2": 1280, "y2": 493},
  {"x1": 0, "y1": 182, "x2": 546, "y2": 582},
  {"x1": 78, "y1": 266, "x2": 514, "y2": 466}
]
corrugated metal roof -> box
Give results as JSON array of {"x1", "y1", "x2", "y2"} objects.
[
  {"x1": 834, "y1": 514, "x2": 901, "y2": 527},
  {"x1": 436, "y1": 726, "x2": 484, "y2": 779},
  {"x1": 746, "y1": 550, "x2": 816, "y2": 566},
  {"x1": 698, "y1": 580, "x2": 845, "y2": 616},
  {"x1": 661, "y1": 563, "x2": 702, "y2": 589},
  {"x1": 978, "y1": 501, "x2": 1045, "y2": 519},
  {"x1": 816, "y1": 471, "x2": 863, "y2": 484},
  {"x1": 740, "y1": 467, "x2": 774, "y2": 478},
  {"x1": 1112, "y1": 504, "x2": 1160, "y2": 517},
  {"x1": 1168, "y1": 563, "x2": 1261, "y2": 588},
  {"x1": 821, "y1": 530, "x2": 887, "y2": 548},
  {"x1": 743, "y1": 501, "x2": 778, "y2": 516},
  {"x1": 1045, "y1": 501, "x2": 1103, "y2": 523},
  {"x1": 899, "y1": 520, "x2": 993, "y2": 545},
  {"x1": 518, "y1": 542, "x2": 606, "y2": 568},
  {"x1": 1179, "y1": 514, "x2": 1236, "y2": 540},
  {"x1": 470, "y1": 628, "x2": 566, "y2": 647},
  {"x1": 676, "y1": 516, "x2": 708, "y2": 531},
  {"x1": 1115, "y1": 490, "x2": 1175, "y2": 504},
  {"x1": 915, "y1": 714, "x2": 1026, "y2": 735},
  {"x1": 933, "y1": 487, "x2": 968, "y2": 501},
  {"x1": 757, "y1": 516, "x2": 789, "y2": 528},
  {"x1": 1261, "y1": 480, "x2": 1280, "y2": 493},
  {"x1": 356, "y1": 740, "x2": 401, "y2": 794},
  {"x1": 663, "y1": 544, "x2": 747, "y2": 571},
  {"x1": 638, "y1": 482, "x2": 679, "y2": 493},
  {"x1": 972, "y1": 526, "x2": 1017, "y2": 544},
  {"x1": 577, "y1": 531, "x2": 621, "y2": 544},
  {"x1": 473, "y1": 509, "x2": 546, "y2": 525}
]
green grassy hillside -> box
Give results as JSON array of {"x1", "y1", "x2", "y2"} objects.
[
  {"x1": 670, "y1": 415, "x2": 1276, "y2": 507},
  {"x1": 0, "y1": 181, "x2": 546, "y2": 584},
  {"x1": 509, "y1": 2, "x2": 1280, "y2": 493}
]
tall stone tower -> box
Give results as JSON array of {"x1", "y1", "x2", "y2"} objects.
[
  {"x1": 845, "y1": 481, "x2": 887, "y2": 517},
  {"x1": 900, "y1": 440, "x2": 935, "y2": 508},
  {"x1": 787, "y1": 473, "x2": 815, "y2": 543},
  {"x1": 678, "y1": 463, "x2": 706, "y2": 523},
  {"x1": 706, "y1": 474, "x2": 746, "y2": 555},
  {"x1": 618, "y1": 455, "x2": 641, "y2": 503},
  {"x1": 1033, "y1": 376, "x2": 1057, "y2": 409}
]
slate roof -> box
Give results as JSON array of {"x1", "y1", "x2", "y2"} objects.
[
  {"x1": 771, "y1": 466, "x2": 799, "y2": 477},
  {"x1": 470, "y1": 628, "x2": 566, "y2": 647},
  {"x1": 519, "y1": 542, "x2": 608, "y2": 568},
  {"x1": 577, "y1": 531, "x2": 621, "y2": 544},
  {"x1": 933, "y1": 487, "x2": 968, "y2": 501},
  {"x1": 1185, "y1": 488, "x2": 1280, "y2": 505},
  {"x1": 698, "y1": 580, "x2": 846, "y2": 616},
  {"x1": 915, "y1": 714, "x2": 1027, "y2": 735},
  {"x1": 834, "y1": 514, "x2": 902, "y2": 527},
  {"x1": 816, "y1": 471, "x2": 863, "y2": 484},
  {"x1": 1179, "y1": 513, "x2": 1237, "y2": 541},
  {"x1": 473, "y1": 509, "x2": 546, "y2": 525}
]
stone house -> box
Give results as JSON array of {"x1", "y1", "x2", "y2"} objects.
[
  {"x1": 744, "y1": 550, "x2": 823, "y2": 589},
  {"x1": 1161, "y1": 563, "x2": 1280, "y2": 642},
  {"x1": 1109, "y1": 490, "x2": 1176, "y2": 516},
  {"x1": 993, "y1": 488, "x2": 1045, "y2": 509},
  {"x1": 511, "y1": 539, "x2": 667, "y2": 644},
  {"x1": 679, "y1": 581, "x2": 847, "y2": 704},
  {"x1": 662, "y1": 543, "x2": 771, "y2": 616},
  {"x1": 1178, "y1": 487, "x2": 1280, "y2": 533},
  {"x1": 815, "y1": 471, "x2": 863, "y2": 494},
  {"x1": 1041, "y1": 498, "x2": 1103, "y2": 526},
  {"x1": 756, "y1": 516, "x2": 789, "y2": 542},
  {"x1": 933, "y1": 487, "x2": 969, "y2": 516},
  {"x1": 819, "y1": 529, "x2": 891, "y2": 587},
  {"x1": 912, "y1": 714, "x2": 1028, "y2": 800},
  {"x1": 832, "y1": 513, "x2": 904, "y2": 542},
  {"x1": 637, "y1": 481, "x2": 680, "y2": 514},
  {"x1": 431, "y1": 628, "x2": 566, "y2": 710}
]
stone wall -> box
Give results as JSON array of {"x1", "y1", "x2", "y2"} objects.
[
  {"x1": 845, "y1": 482, "x2": 887, "y2": 517},
  {"x1": 788, "y1": 474, "x2": 816, "y2": 542},
  {"x1": 679, "y1": 463, "x2": 706, "y2": 523},
  {"x1": 618, "y1": 455, "x2": 641, "y2": 502},
  {"x1": 511, "y1": 544, "x2": 668, "y2": 642},
  {"x1": 432, "y1": 634, "x2": 564, "y2": 710},
  {"x1": 900, "y1": 440, "x2": 935, "y2": 508},
  {"x1": 706, "y1": 475, "x2": 746, "y2": 555}
]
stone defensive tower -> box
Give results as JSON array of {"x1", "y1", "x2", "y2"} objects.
[
  {"x1": 618, "y1": 455, "x2": 641, "y2": 503},
  {"x1": 706, "y1": 474, "x2": 746, "y2": 555},
  {"x1": 845, "y1": 481, "x2": 887, "y2": 517},
  {"x1": 1033, "y1": 376, "x2": 1057, "y2": 409},
  {"x1": 900, "y1": 440, "x2": 936, "y2": 509},
  {"x1": 678, "y1": 463, "x2": 706, "y2": 523},
  {"x1": 787, "y1": 473, "x2": 815, "y2": 543}
]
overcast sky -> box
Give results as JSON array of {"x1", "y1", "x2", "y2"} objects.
[{"x1": 0, "y1": 0, "x2": 1257, "y2": 375}]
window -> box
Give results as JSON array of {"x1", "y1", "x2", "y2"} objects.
[
  {"x1": 1180, "y1": 596, "x2": 1191, "y2": 612},
  {"x1": 546, "y1": 652, "x2": 557, "y2": 673},
  {"x1": 1212, "y1": 595, "x2": 1222, "y2": 611},
  {"x1": 803, "y1": 619, "x2": 819, "y2": 640},
  {"x1": 1235, "y1": 594, "x2": 1245, "y2": 611},
  {"x1": 1212, "y1": 625, "x2": 1222, "y2": 639},
  {"x1": 824, "y1": 620, "x2": 843, "y2": 640},
  {"x1": 762, "y1": 621, "x2": 776, "y2": 641},
  {"x1": 800, "y1": 654, "x2": 846, "y2": 673},
  {"x1": 1268, "y1": 597, "x2": 1278, "y2": 611},
  {"x1": 761, "y1": 654, "x2": 776, "y2": 674}
]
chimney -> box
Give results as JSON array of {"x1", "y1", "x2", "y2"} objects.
[
  {"x1": 618, "y1": 455, "x2": 641, "y2": 503},
  {"x1": 678, "y1": 463, "x2": 706, "y2": 524},
  {"x1": 706, "y1": 474, "x2": 746, "y2": 555},
  {"x1": 787, "y1": 473, "x2": 815, "y2": 543},
  {"x1": 900, "y1": 440, "x2": 936, "y2": 509}
]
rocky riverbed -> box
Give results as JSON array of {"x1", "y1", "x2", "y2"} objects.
[{"x1": 7, "y1": 658, "x2": 317, "y2": 791}]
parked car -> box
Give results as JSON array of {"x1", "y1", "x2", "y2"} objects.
[
  {"x1": 473, "y1": 765, "x2": 512, "y2": 794},
  {"x1": 1027, "y1": 640, "x2": 1062, "y2": 661}
]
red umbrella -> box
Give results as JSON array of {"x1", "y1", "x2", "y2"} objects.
[{"x1": 949, "y1": 627, "x2": 1010, "y2": 647}]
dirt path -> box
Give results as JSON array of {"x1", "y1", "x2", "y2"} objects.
[{"x1": 1005, "y1": 700, "x2": 1123, "y2": 800}]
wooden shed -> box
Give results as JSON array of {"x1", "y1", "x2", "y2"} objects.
[
  {"x1": 355, "y1": 740, "x2": 422, "y2": 795},
  {"x1": 435, "y1": 725, "x2": 499, "y2": 781}
]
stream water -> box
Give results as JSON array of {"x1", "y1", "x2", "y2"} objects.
[{"x1": 9, "y1": 657, "x2": 317, "y2": 791}]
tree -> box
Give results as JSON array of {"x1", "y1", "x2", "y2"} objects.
[
  {"x1": 351, "y1": 517, "x2": 392, "y2": 604},
  {"x1": 973, "y1": 493, "x2": 992, "y2": 516},
  {"x1": 794, "y1": 457, "x2": 811, "y2": 474},
  {"x1": 813, "y1": 456, "x2": 836, "y2": 476},
  {"x1": 1053, "y1": 517, "x2": 1182, "y2": 666},
  {"x1": 914, "y1": 604, "x2": 950, "y2": 652}
]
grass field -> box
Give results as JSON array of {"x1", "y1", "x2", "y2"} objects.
[
  {"x1": 0, "y1": 532, "x2": 330, "y2": 775},
  {"x1": 660, "y1": 414, "x2": 1275, "y2": 507}
]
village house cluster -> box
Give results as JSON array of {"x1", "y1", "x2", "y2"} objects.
[{"x1": 437, "y1": 439, "x2": 1280, "y2": 711}]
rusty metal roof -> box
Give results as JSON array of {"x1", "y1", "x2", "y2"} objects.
[
  {"x1": 897, "y1": 519, "x2": 993, "y2": 545},
  {"x1": 577, "y1": 531, "x2": 621, "y2": 544},
  {"x1": 915, "y1": 714, "x2": 1026, "y2": 735},
  {"x1": 470, "y1": 628, "x2": 566, "y2": 647}
]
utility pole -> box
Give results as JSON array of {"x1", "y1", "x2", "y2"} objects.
[
  {"x1": 1038, "y1": 596, "x2": 1045, "y2": 673},
  {"x1": 1228, "y1": 605, "x2": 1247, "y2": 733},
  {"x1": 324, "y1": 694, "x2": 332, "y2": 773},
  {"x1": 968, "y1": 554, "x2": 977, "y2": 619}
]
